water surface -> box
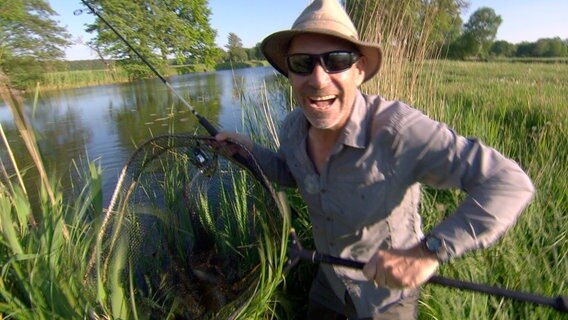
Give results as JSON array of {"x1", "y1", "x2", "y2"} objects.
[{"x1": 0, "y1": 66, "x2": 280, "y2": 204}]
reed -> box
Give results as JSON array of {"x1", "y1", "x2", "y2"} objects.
[
  {"x1": 0, "y1": 76, "x2": 137, "y2": 319},
  {"x1": 346, "y1": 0, "x2": 447, "y2": 106},
  {"x1": 39, "y1": 69, "x2": 131, "y2": 91},
  {"x1": 0, "y1": 149, "x2": 106, "y2": 318}
]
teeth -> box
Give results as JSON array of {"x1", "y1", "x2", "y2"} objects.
[{"x1": 310, "y1": 95, "x2": 336, "y2": 101}]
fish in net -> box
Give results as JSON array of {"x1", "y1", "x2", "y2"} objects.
[{"x1": 84, "y1": 134, "x2": 290, "y2": 319}]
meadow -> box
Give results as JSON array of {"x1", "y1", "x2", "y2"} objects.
[
  {"x1": 409, "y1": 60, "x2": 568, "y2": 319},
  {"x1": 1, "y1": 60, "x2": 567, "y2": 319}
]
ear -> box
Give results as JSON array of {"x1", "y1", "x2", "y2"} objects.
[{"x1": 354, "y1": 56, "x2": 367, "y2": 86}]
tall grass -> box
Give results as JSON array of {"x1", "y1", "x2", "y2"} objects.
[
  {"x1": 39, "y1": 69, "x2": 131, "y2": 91},
  {"x1": 347, "y1": 0, "x2": 449, "y2": 106},
  {"x1": 37, "y1": 62, "x2": 271, "y2": 92},
  {"x1": 413, "y1": 61, "x2": 568, "y2": 319},
  {"x1": 0, "y1": 163, "x2": 103, "y2": 319},
  {"x1": 0, "y1": 78, "x2": 137, "y2": 318}
]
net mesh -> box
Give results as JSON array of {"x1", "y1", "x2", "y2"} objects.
[{"x1": 85, "y1": 134, "x2": 288, "y2": 319}]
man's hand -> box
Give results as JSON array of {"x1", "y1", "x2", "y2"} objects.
[
  {"x1": 362, "y1": 244, "x2": 439, "y2": 289},
  {"x1": 213, "y1": 131, "x2": 254, "y2": 158}
]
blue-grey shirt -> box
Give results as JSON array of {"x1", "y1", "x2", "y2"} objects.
[{"x1": 252, "y1": 92, "x2": 534, "y2": 317}]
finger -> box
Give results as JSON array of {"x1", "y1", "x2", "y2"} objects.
[
  {"x1": 384, "y1": 272, "x2": 404, "y2": 289},
  {"x1": 215, "y1": 132, "x2": 231, "y2": 141},
  {"x1": 382, "y1": 272, "x2": 390, "y2": 287},
  {"x1": 362, "y1": 256, "x2": 377, "y2": 281}
]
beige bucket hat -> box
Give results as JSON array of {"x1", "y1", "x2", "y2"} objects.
[{"x1": 261, "y1": 0, "x2": 382, "y2": 82}]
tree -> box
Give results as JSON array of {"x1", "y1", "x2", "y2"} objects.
[
  {"x1": 514, "y1": 38, "x2": 568, "y2": 58},
  {"x1": 490, "y1": 40, "x2": 516, "y2": 57},
  {"x1": 0, "y1": 0, "x2": 71, "y2": 88},
  {"x1": 421, "y1": 0, "x2": 466, "y2": 57},
  {"x1": 225, "y1": 32, "x2": 247, "y2": 62},
  {"x1": 244, "y1": 43, "x2": 263, "y2": 61},
  {"x1": 532, "y1": 38, "x2": 568, "y2": 57},
  {"x1": 446, "y1": 32, "x2": 477, "y2": 59},
  {"x1": 515, "y1": 42, "x2": 535, "y2": 57},
  {"x1": 461, "y1": 7, "x2": 502, "y2": 58},
  {"x1": 85, "y1": 0, "x2": 218, "y2": 79},
  {"x1": 253, "y1": 42, "x2": 264, "y2": 60}
]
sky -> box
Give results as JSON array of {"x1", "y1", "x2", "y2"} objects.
[{"x1": 49, "y1": 0, "x2": 568, "y2": 61}]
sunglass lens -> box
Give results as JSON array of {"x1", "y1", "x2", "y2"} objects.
[
  {"x1": 288, "y1": 55, "x2": 314, "y2": 74},
  {"x1": 324, "y1": 52, "x2": 353, "y2": 72}
]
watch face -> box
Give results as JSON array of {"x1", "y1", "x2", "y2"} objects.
[{"x1": 426, "y1": 236, "x2": 442, "y2": 252}]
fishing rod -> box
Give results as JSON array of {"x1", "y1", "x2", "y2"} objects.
[
  {"x1": 75, "y1": 0, "x2": 217, "y2": 135},
  {"x1": 286, "y1": 229, "x2": 568, "y2": 313},
  {"x1": 74, "y1": 1, "x2": 263, "y2": 180}
]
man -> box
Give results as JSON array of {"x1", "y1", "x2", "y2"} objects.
[{"x1": 216, "y1": 0, "x2": 534, "y2": 318}]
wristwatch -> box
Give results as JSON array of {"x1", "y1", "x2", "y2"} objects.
[{"x1": 422, "y1": 234, "x2": 449, "y2": 262}]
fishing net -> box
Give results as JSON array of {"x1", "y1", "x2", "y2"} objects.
[{"x1": 85, "y1": 134, "x2": 290, "y2": 319}]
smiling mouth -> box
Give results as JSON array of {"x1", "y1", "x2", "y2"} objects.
[{"x1": 309, "y1": 95, "x2": 336, "y2": 108}]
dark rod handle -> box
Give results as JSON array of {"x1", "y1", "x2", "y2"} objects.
[
  {"x1": 289, "y1": 248, "x2": 567, "y2": 313},
  {"x1": 197, "y1": 115, "x2": 218, "y2": 136}
]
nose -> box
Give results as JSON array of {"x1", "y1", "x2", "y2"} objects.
[{"x1": 308, "y1": 61, "x2": 331, "y2": 88}]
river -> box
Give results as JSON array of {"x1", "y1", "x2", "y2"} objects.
[{"x1": 0, "y1": 66, "x2": 283, "y2": 205}]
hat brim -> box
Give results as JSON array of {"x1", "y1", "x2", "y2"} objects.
[{"x1": 261, "y1": 29, "x2": 382, "y2": 82}]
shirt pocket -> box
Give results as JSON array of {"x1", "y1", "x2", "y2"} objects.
[
  {"x1": 331, "y1": 168, "x2": 390, "y2": 231},
  {"x1": 333, "y1": 160, "x2": 386, "y2": 186}
]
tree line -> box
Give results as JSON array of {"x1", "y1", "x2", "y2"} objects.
[
  {"x1": 489, "y1": 38, "x2": 568, "y2": 58},
  {"x1": 444, "y1": 7, "x2": 567, "y2": 59},
  {"x1": 1, "y1": 0, "x2": 567, "y2": 90},
  {"x1": 346, "y1": 1, "x2": 568, "y2": 60}
]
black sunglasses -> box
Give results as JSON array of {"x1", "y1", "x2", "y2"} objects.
[{"x1": 286, "y1": 51, "x2": 360, "y2": 75}]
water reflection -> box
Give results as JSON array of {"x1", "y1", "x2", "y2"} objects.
[{"x1": 0, "y1": 66, "x2": 279, "y2": 205}]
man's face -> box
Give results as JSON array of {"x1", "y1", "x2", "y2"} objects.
[{"x1": 287, "y1": 34, "x2": 366, "y2": 131}]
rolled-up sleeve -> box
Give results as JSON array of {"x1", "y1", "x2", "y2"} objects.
[{"x1": 394, "y1": 107, "x2": 535, "y2": 259}]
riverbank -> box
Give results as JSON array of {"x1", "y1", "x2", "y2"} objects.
[{"x1": 34, "y1": 60, "x2": 270, "y2": 91}]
